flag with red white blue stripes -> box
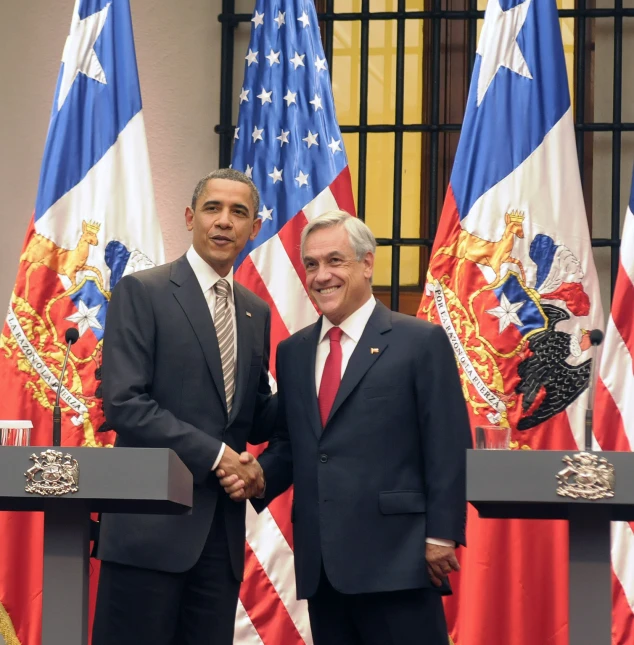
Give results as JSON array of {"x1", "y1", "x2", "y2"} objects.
[
  {"x1": 594, "y1": 167, "x2": 634, "y2": 644},
  {"x1": 231, "y1": 1, "x2": 355, "y2": 643}
]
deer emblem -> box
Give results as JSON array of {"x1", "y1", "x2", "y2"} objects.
[
  {"x1": 436, "y1": 210, "x2": 527, "y2": 289},
  {"x1": 21, "y1": 220, "x2": 104, "y2": 297}
]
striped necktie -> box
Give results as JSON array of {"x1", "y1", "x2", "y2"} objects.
[{"x1": 214, "y1": 279, "x2": 235, "y2": 414}]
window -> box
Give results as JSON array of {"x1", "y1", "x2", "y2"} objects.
[{"x1": 218, "y1": 0, "x2": 634, "y2": 316}]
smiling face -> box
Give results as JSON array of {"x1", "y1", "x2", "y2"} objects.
[
  {"x1": 185, "y1": 178, "x2": 261, "y2": 276},
  {"x1": 303, "y1": 224, "x2": 374, "y2": 325}
]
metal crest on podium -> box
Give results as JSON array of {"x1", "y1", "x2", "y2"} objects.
[{"x1": 24, "y1": 449, "x2": 79, "y2": 496}]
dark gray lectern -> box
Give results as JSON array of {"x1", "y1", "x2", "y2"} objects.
[
  {"x1": 467, "y1": 449, "x2": 634, "y2": 645},
  {"x1": 0, "y1": 447, "x2": 192, "y2": 645}
]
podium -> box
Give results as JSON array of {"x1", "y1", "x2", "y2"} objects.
[
  {"x1": 0, "y1": 447, "x2": 193, "y2": 645},
  {"x1": 467, "y1": 449, "x2": 634, "y2": 645}
]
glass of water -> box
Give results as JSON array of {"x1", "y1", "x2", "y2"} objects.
[{"x1": 0, "y1": 421, "x2": 33, "y2": 446}]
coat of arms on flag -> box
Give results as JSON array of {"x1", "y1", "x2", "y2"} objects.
[{"x1": 0, "y1": 0, "x2": 163, "y2": 642}]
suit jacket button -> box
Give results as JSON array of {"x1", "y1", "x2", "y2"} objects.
[{"x1": 320, "y1": 454, "x2": 328, "y2": 463}]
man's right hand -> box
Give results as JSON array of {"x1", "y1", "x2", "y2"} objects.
[{"x1": 215, "y1": 448, "x2": 263, "y2": 502}]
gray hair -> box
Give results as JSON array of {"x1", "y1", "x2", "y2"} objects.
[
  {"x1": 300, "y1": 211, "x2": 376, "y2": 261},
  {"x1": 191, "y1": 168, "x2": 260, "y2": 216}
]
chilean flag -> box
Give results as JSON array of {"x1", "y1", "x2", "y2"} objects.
[
  {"x1": 0, "y1": 1, "x2": 163, "y2": 643},
  {"x1": 418, "y1": 0, "x2": 605, "y2": 643}
]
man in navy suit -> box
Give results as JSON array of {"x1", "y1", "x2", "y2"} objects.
[{"x1": 218, "y1": 211, "x2": 472, "y2": 645}]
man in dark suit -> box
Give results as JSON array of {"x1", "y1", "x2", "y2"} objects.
[
  {"x1": 92, "y1": 169, "x2": 275, "y2": 645},
  {"x1": 219, "y1": 211, "x2": 472, "y2": 645}
]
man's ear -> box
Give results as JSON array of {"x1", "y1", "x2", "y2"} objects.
[
  {"x1": 185, "y1": 207, "x2": 194, "y2": 231},
  {"x1": 363, "y1": 251, "x2": 375, "y2": 279},
  {"x1": 249, "y1": 216, "x2": 262, "y2": 241}
]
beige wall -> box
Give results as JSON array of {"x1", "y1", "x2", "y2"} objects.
[{"x1": 0, "y1": 0, "x2": 223, "y2": 311}]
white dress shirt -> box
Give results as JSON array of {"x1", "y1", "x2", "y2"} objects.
[
  {"x1": 186, "y1": 245, "x2": 237, "y2": 469},
  {"x1": 315, "y1": 296, "x2": 453, "y2": 548}
]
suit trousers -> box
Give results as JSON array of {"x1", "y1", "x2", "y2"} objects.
[
  {"x1": 92, "y1": 500, "x2": 240, "y2": 645},
  {"x1": 307, "y1": 567, "x2": 448, "y2": 645}
]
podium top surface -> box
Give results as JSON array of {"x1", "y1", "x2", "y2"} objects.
[
  {"x1": 467, "y1": 449, "x2": 634, "y2": 521},
  {"x1": 0, "y1": 446, "x2": 192, "y2": 514}
]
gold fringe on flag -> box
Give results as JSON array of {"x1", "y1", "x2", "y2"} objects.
[{"x1": 0, "y1": 601, "x2": 21, "y2": 645}]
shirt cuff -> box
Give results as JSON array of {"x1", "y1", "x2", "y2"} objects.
[
  {"x1": 426, "y1": 537, "x2": 455, "y2": 547},
  {"x1": 211, "y1": 443, "x2": 226, "y2": 470}
]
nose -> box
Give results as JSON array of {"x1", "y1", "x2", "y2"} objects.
[
  {"x1": 314, "y1": 263, "x2": 332, "y2": 284},
  {"x1": 215, "y1": 208, "x2": 233, "y2": 228}
]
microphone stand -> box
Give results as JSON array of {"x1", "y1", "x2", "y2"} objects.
[
  {"x1": 584, "y1": 329, "x2": 604, "y2": 452},
  {"x1": 53, "y1": 330, "x2": 79, "y2": 447}
]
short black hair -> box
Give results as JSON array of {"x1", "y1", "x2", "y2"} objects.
[{"x1": 190, "y1": 168, "x2": 260, "y2": 216}]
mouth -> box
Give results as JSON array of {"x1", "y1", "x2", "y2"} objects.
[
  {"x1": 316, "y1": 286, "x2": 341, "y2": 296},
  {"x1": 210, "y1": 235, "x2": 234, "y2": 247}
]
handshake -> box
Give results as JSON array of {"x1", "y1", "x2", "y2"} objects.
[{"x1": 215, "y1": 447, "x2": 264, "y2": 502}]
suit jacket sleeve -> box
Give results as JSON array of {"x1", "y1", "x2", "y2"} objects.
[
  {"x1": 251, "y1": 342, "x2": 294, "y2": 512},
  {"x1": 248, "y1": 307, "x2": 278, "y2": 445},
  {"x1": 416, "y1": 323, "x2": 473, "y2": 545},
  {"x1": 103, "y1": 274, "x2": 223, "y2": 484}
]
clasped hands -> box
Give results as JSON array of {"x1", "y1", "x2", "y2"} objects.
[{"x1": 215, "y1": 448, "x2": 263, "y2": 502}]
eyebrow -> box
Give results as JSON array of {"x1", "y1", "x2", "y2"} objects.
[
  {"x1": 201, "y1": 200, "x2": 250, "y2": 214},
  {"x1": 303, "y1": 251, "x2": 345, "y2": 263}
]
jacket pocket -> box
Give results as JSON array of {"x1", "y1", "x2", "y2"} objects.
[
  {"x1": 363, "y1": 385, "x2": 398, "y2": 400},
  {"x1": 378, "y1": 490, "x2": 426, "y2": 514}
]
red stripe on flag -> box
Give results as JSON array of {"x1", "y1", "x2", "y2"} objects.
[
  {"x1": 330, "y1": 166, "x2": 356, "y2": 217},
  {"x1": 277, "y1": 213, "x2": 310, "y2": 300},
  {"x1": 610, "y1": 262, "x2": 634, "y2": 365},
  {"x1": 240, "y1": 545, "x2": 304, "y2": 645},
  {"x1": 236, "y1": 257, "x2": 290, "y2": 380},
  {"x1": 613, "y1": 569, "x2": 634, "y2": 645},
  {"x1": 593, "y1": 378, "x2": 632, "y2": 452}
]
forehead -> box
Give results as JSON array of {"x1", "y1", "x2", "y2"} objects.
[
  {"x1": 198, "y1": 178, "x2": 253, "y2": 211},
  {"x1": 303, "y1": 225, "x2": 352, "y2": 257}
]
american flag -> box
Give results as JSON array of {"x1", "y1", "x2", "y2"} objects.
[
  {"x1": 230, "y1": 0, "x2": 355, "y2": 642},
  {"x1": 594, "y1": 166, "x2": 634, "y2": 643},
  {"x1": 418, "y1": 0, "x2": 606, "y2": 643}
]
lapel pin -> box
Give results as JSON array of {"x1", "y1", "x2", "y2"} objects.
[
  {"x1": 370, "y1": 347, "x2": 379, "y2": 354},
  {"x1": 246, "y1": 311, "x2": 252, "y2": 318}
]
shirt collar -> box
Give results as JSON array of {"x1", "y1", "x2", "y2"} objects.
[
  {"x1": 186, "y1": 245, "x2": 234, "y2": 298},
  {"x1": 319, "y1": 296, "x2": 377, "y2": 344}
]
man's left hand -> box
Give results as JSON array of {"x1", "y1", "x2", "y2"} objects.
[{"x1": 425, "y1": 543, "x2": 460, "y2": 587}]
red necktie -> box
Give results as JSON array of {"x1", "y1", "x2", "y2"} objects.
[{"x1": 318, "y1": 327, "x2": 343, "y2": 426}]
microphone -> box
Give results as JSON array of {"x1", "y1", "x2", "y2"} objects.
[
  {"x1": 53, "y1": 328, "x2": 79, "y2": 447},
  {"x1": 584, "y1": 329, "x2": 604, "y2": 452}
]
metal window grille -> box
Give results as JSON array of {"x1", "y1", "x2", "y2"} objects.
[{"x1": 217, "y1": 1, "x2": 634, "y2": 313}]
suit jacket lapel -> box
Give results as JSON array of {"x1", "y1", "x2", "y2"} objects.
[
  {"x1": 230, "y1": 283, "x2": 253, "y2": 424},
  {"x1": 299, "y1": 321, "x2": 323, "y2": 439},
  {"x1": 326, "y1": 301, "x2": 392, "y2": 426},
  {"x1": 170, "y1": 255, "x2": 227, "y2": 414}
]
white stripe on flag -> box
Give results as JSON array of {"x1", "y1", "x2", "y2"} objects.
[
  {"x1": 250, "y1": 235, "x2": 318, "y2": 335},
  {"x1": 599, "y1": 317, "x2": 634, "y2": 449},
  {"x1": 246, "y1": 504, "x2": 313, "y2": 645},
  {"x1": 613, "y1": 521, "x2": 634, "y2": 613},
  {"x1": 234, "y1": 599, "x2": 266, "y2": 645},
  {"x1": 303, "y1": 186, "x2": 340, "y2": 222},
  {"x1": 617, "y1": 208, "x2": 634, "y2": 286}
]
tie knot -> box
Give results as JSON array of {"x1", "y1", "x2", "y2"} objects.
[
  {"x1": 328, "y1": 327, "x2": 343, "y2": 343},
  {"x1": 214, "y1": 279, "x2": 230, "y2": 299}
]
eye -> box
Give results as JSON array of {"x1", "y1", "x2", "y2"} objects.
[
  {"x1": 329, "y1": 257, "x2": 342, "y2": 265},
  {"x1": 304, "y1": 261, "x2": 316, "y2": 271}
]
